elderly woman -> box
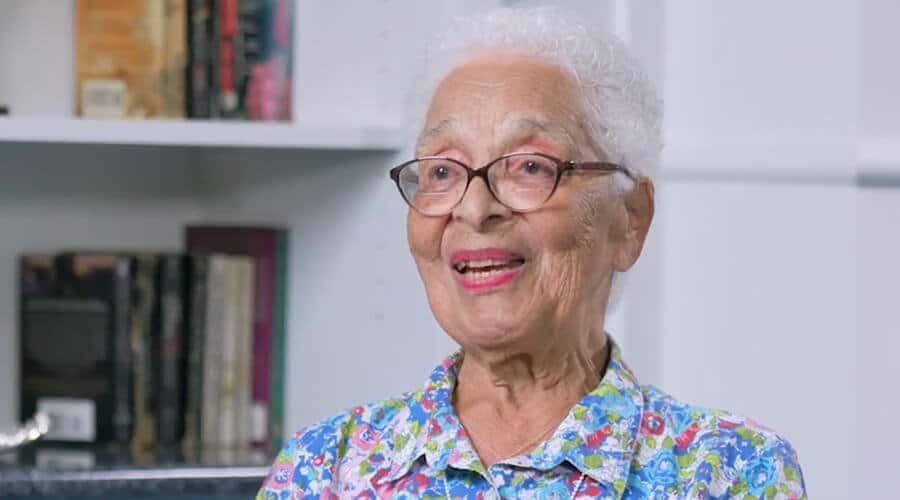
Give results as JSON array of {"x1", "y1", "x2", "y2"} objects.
[{"x1": 259, "y1": 7, "x2": 805, "y2": 499}]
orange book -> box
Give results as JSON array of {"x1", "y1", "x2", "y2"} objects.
[{"x1": 75, "y1": 0, "x2": 185, "y2": 119}]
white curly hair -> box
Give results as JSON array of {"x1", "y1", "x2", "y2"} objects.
[{"x1": 405, "y1": 5, "x2": 664, "y2": 183}]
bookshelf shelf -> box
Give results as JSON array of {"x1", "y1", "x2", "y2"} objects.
[{"x1": 0, "y1": 117, "x2": 403, "y2": 151}]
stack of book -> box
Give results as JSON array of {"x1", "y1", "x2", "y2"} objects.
[
  {"x1": 75, "y1": 0, "x2": 294, "y2": 121},
  {"x1": 18, "y1": 226, "x2": 289, "y2": 460}
]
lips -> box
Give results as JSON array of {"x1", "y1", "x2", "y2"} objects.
[{"x1": 450, "y1": 248, "x2": 526, "y2": 292}]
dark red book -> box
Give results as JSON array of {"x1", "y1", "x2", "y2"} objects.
[
  {"x1": 218, "y1": 0, "x2": 240, "y2": 117},
  {"x1": 184, "y1": 225, "x2": 284, "y2": 449}
]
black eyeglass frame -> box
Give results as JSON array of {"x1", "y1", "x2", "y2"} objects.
[{"x1": 389, "y1": 152, "x2": 634, "y2": 215}]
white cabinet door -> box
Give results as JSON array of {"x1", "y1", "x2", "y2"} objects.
[
  {"x1": 854, "y1": 185, "x2": 900, "y2": 498},
  {"x1": 657, "y1": 180, "x2": 856, "y2": 499}
]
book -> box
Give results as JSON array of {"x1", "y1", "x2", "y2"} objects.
[
  {"x1": 246, "y1": 0, "x2": 294, "y2": 121},
  {"x1": 218, "y1": 0, "x2": 240, "y2": 117},
  {"x1": 155, "y1": 254, "x2": 190, "y2": 449},
  {"x1": 187, "y1": 0, "x2": 213, "y2": 118},
  {"x1": 19, "y1": 253, "x2": 134, "y2": 445},
  {"x1": 75, "y1": 0, "x2": 186, "y2": 119},
  {"x1": 271, "y1": 230, "x2": 288, "y2": 449},
  {"x1": 130, "y1": 254, "x2": 159, "y2": 454},
  {"x1": 200, "y1": 255, "x2": 227, "y2": 450},
  {"x1": 182, "y1": 255, "x2": 208, "y2": 454},
  {"x1": 235, "y1": 0, "x2": 264, "y2": 118},
  {"x1": 217, "y1": 255, "x2": 251, "y2": 452},
  {"x1": 235, "y1": 257, "x2": 255, "y2": 452},
  {"x1": 218, "y1": 256, "x2": 237, "y2": 450},
  {"x1": 208, "y1": 0, "x2": 223, "y2": 118},
  {"x1": 162, "y1": 0, "x2": 188, "y2": 117},
  {"x1": 185, "y1": 226, "x2": 286, "y2": 449}
]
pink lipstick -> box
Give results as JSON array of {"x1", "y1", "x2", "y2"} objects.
[{"x1": 450, "y1": 248, "x2": 526, "y2": 293}]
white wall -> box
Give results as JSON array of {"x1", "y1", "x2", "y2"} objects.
[
  {"x1": 853, "y1": 2, "x2": 900, "y2": 496},
  {"x1": 651, "y1": 1, "x2": 899, "y2": 498},
  {"x1": 0, "y1": 1, "x2": 74, "y2": 115},
  {"x1": 855, "y1": 187, "x2": 900, "y2": 498}
]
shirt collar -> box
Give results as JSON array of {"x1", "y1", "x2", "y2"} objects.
[{"x1": 373, "y1": 339, "x2": 644, "y2": 495}]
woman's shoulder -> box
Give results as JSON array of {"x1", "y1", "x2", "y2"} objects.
[
  {"x1": 258, "y1": 391, "x2": 420, "y2": 497},
  {"x1": 280, "y1": 389, "x2": 421, "y2": 456},
  {"x1": 632, "y1": 384, "x2": 806, "y2": 498},
  {"x1": 638, "y1": 384, "x2": 796, "y2": 449}
]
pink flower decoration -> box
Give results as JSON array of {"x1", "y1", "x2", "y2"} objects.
[{"x1": 350, "y1": 423, "x2": 380, "y2": 451}]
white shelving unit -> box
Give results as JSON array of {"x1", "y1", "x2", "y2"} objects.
[
  {"x1": 0, "y1": 117, "x2": 402, "y2": 150},
  {"x1": 0, "y1": 0, "x2": 434, "y2": 446}
]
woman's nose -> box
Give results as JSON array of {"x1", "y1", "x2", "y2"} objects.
[{"x1": 451, "y1": 175, "x2": 512, "y2": 231}]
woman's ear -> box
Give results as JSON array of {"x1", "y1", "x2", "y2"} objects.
[{"x1": 613, "y1": 176, "x2": 655, "y2": 271}]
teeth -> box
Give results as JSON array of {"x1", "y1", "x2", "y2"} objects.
[
  {"x1": 453, "y1": 258, "x2": 522, "y2": 273},
  {"x1": 466, "y1": 259, "x2": 508, "y2": 268},
  {"x1": 463, "y1": 267, "x2": 513, "y2": 280}
]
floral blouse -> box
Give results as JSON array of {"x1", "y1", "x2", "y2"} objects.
[{"x1": 258, "y1": 342, "x2": 806, "y2": 499}]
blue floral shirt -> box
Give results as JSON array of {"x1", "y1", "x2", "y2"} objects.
[{"x1": 258, "y1": 343, "x2": 805, "y2": 498}]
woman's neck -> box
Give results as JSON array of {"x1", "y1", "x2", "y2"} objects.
[{"x1": 452, "y1": 331, "x2": 610, "y2": 466}]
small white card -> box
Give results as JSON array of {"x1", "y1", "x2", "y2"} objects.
[
  {"x1": 81, "y1": 79, "x2": 127, "y2": 118},
  {"x1": 37, "y1": 397, "x2": 96, "y2": 442},
  {"x1": 251, "y1": 402, "x2": 268, "y2": 442}
]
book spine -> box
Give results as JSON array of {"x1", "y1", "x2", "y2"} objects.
[
  {"x1": 219, "y1": 0, "x2": 240, "y2": 118},
  {"x1": 281, "y1": 0, "x2": 294, "y2": 121},
  {"x1": 270, "y1": 229, "x2": 288, "y2": 449},
  {"x1": 201, "y1": 256, "x2": 226, "y2": 449},
  {"x1": 156, "y1": 255, "x2": 187, "y2": 448},
  {"x1": 250, "y1": 249, "x2": 273, "y2": 448},
  {"x1": 246, "y1": 0, "x2": 291, "y2": 121},
  {"x1": 112, "y1": 256, "x2": 134, "y2": 445},
  {"x1": 209, "y1": 0, "x2": 222, "y2": 118},
  {"x1": 218, "y1": 256, "x2": 240, "y2": 449},
  {"x1": 182, "y1": 255, "x2": 207, "y2": 455},
  {"x1": 162, "y1": 0, "x2": 187, "y2": 118},
  {"x1": 77, "y1": 1, "x2": 162, "y2": 118},
  {"x1": 18, "y1": 254, "x2": 56, "y2": 426},
  {"x1": 237, "y1": 258, "x2": 255, "y2": 450},
  {"x1": 188, "y1": 0, "x2": 212, "y2": 118},
  {"x1": 130, "y1": 255, "x2": 158, "y2": 453}
]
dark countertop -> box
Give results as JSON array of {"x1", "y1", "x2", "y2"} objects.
[{"x1": 0, "y1": 446, "x2": 271, "y2": 499}]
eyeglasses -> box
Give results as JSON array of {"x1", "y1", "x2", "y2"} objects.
[{"x1": 389, "y1": 152, "x2": 633, "y2": 216}]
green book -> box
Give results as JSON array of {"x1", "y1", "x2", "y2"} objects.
[{"x1": 270, "y1": 229, "x2": 289, "y2": 451}]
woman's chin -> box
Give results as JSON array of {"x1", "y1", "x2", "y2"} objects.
[{"x1": 450, "y1": 314, "x2": 535, "y2": 351}]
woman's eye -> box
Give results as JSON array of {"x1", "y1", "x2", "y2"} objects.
[
  {"x1": 430, "y1": 165, "x2": 451, "y2": 180},
  {"x1": 417, "y1": 162, "x2": 459, "y2": 192},
  {"x1": 511, "y1": 159, "x2": 555, "y2": 178},
  {"x1": 523, "y1": 161, "x2": 542, "y2": 174}
]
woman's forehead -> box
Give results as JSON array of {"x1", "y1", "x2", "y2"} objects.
[
  {"x1": 417, "y1": 114, "x2": 577, "y2": 152},
  {"x1": 419, "y1": 55, "x2": 584, "y2": 151}
]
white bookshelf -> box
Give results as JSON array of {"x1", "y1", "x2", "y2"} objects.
[
  {"x1": 0, "y1": 0, "x2": 432, "y2": 443},
  {"x1": 0, "y1": 117, "x2": 402, "y2": 150}
]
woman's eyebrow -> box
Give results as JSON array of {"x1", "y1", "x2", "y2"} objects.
[
  {"x1": 503, "y1": 117, "x2": 575, "y2": 148},
  {"x1": 416, "y1": 117, "x2": 458, "y2": 151},
  {"x1": 416, "y1": 116, "x2": 575, "y2": 152}
]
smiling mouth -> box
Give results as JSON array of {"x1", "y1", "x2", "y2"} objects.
[
  {"x1": 452, "y1": 258, "x2": 526, "y2": 278},
  {"x1": 451, "y1": 255, "x2": 526, "y2": 292}
]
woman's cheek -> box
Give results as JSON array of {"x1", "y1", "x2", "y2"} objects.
[
  {"x1": 407, "y1": 212, "x2": 445, "y2": 263},
  {"x1": 536, "y1": 250, "x2": 585, "y2": 308}
]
